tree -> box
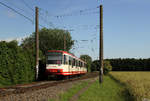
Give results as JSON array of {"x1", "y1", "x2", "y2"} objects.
[
  {"x1": 80, "y1": 55, "x2": 92, "y2": 72},
  {"x1": 21, "y1": 28, "x2": 74, "y2": 55}
]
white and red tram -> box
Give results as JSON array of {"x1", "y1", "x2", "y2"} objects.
[{"x1": 45, "y1": 50, "x2": 87, "y2": 76}]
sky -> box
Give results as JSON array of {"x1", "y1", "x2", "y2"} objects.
[{"x1": 0, "y1": 0, "x2": 150, "y2": 60}]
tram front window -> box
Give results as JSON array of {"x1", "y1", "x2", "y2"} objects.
[
  {"x1": 47, "y1": 60, "x2": 62, "y2": 64},
  {"x1": 47, "y1": 53, "x2": 62, "y2": 64}
]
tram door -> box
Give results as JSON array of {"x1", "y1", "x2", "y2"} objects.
[
  {"x1": 63, "y1": 55, "x2": 68, "y2": 74},
  {"x1": 68, "y1": 56, "x2": 72, "y2": 74}
]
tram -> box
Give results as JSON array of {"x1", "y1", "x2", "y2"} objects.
[{"x1": 45, "y1": 50, "x2": 87, "y2": 77}]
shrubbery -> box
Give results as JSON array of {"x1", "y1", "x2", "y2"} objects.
[
  {"x1": 103, "y1": 61, "x2": 112, "y2": 75},
  {"x1": 91, "y1": 60, "x2": 112, "y2": 75},
  {"x1": 0, "y1": 41, "x2": 35, "y2": 86}
]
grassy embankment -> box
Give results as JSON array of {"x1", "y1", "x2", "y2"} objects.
[
  {"x1": 50, "y1": 76, "x2": 133, "y2": 101},
  {"x1": 49, "y1": 80, "x2": 89, "y2": 101},
  {"x1": 110, "y1": 72, "x2": 150, "y2": 101},
  {"x1": 78, "y1": 76, "x2": 133, "y2": 101}
]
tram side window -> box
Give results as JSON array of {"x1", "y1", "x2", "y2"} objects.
[
  {"x1": 74, "y1": 59, "x2": 76, "y2": 66},
  {"x1": 76, "y1": 60, "x2": 78, "y2": 67},
  {"x1": 69, "y1": 57, "x2": 72, "y2": 65},
  {"x1": 81, "y1": 62, "x2": 83, "y2": 67},
  {"x1": 80, "y1": 61, "x2": 82, "y2": 67},
  {"x1": 78, "y1": 61, "x2": 80, "y2": 67},
  {"x1": 84, "y1": 63, "x2": 86, "y2": 67},
  {"x1": 64, "y1": 55, "x2": 66, "y2": 64},
  {"x1": 77, "y1": 61, "x2": 79, "y2": 67},
  {"x1": 73, "y1": 58, "x2": 75, "y2": 66},
  {"x1": 64, "y1": 55, "x2": 69, "y2": 64},
  {"x1": 79, "y1": 61, "x2": 80, "y2": 67}
]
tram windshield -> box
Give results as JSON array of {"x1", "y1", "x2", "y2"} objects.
[{"x1": 47, "y1": 52, "x2": 62, "y2": 64}]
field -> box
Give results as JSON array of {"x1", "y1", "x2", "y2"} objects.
[{"x1": 110, "y1": 72, "x2": 150, "y2": 101}]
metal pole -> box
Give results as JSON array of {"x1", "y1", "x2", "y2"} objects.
[
  {"x1": 35, "y1": 7, "x2": 39, "y2": 80},
  {"x1": 99, "y1": 5, "x2": 104, "y2": 83}
]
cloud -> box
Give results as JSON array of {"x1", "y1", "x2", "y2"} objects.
[
  {"x1": 6, "y1": 10, "x2": 16, "y2": 18},
  {"x1": 0, "y1": 38, "x2": 14, "y2": 42},
  {"x1": 0, "y1": 35, "x2": 29, "y2": 44},
  {"x1": 0, "y1": 37, "x2": 22, "y2": 42}
]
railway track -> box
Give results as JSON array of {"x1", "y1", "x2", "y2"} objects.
[{"x1": 0, "y1": 72, "x2": 98, "y2": 98}]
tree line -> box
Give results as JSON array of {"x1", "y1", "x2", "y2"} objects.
[
  {"x1": 90, "y1": 58, "x2": 150, "y2": 72},
  {"x1": 106, "y1": 58, "x2": 150, "y2": 71}
]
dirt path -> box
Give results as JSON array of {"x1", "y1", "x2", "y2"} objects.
[{"x1": 69, "y1": 77, "x2": 98, "y2": 101}]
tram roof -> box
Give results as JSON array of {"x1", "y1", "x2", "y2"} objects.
[{"x1": 47, "y1": 50, "x2": 86, "y2": 63}]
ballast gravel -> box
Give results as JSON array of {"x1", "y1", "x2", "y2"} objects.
[{"x1": 0, "y1": 77, "x2": 98, "y2": 101}]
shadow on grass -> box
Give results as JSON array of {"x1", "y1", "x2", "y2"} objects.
[{"x1": 108, "y1": 74, "x2": 136, "y2": 101}]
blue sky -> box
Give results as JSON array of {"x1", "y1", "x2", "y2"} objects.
[{"x1": 0, "y1": 0, "x2": 150, "y2": 60}]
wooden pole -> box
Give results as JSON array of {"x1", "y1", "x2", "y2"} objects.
[
  {"x1": 64, "y1": 34, "x2": 66, "y2": 51},
  {"x1": 99, "y1": 5, "x2": 104, "y2": 83},
  {"x1": 35, "y1": 7, "x2": 39, "y2": 80}
]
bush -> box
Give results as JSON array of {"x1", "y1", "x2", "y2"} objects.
[
  {"x1": 0, "y1": 41, "x2": 35, "y2": 86},
  {"x1": 91, "y1": 60, "x2": 112, "y2": 75},
  {"x1": 104, "y1": 61, "x2": 112, "y2": 75}
]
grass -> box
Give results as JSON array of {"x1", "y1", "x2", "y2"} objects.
[
  {"x1": 110, "y1": 72, "x2": 150, "y2": 101},
  {"x1": 78, "y1": 76, "x2": 133, "y2": 101},
  {"x1": 49, "y1": 80, "x2": 89, "y2": 101},
  {"x1": 0, "y1": 81, "x2": 33, "y2": 88},
  {"x1": 50, "y1": 75, "x2": 135, "y2": 101},
  {"x1": 0, "y1": 84, "x2": 3, "y2": 88},
  {"x1": 0, "y1": 82, "x2": 12, "y2": 88}
]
